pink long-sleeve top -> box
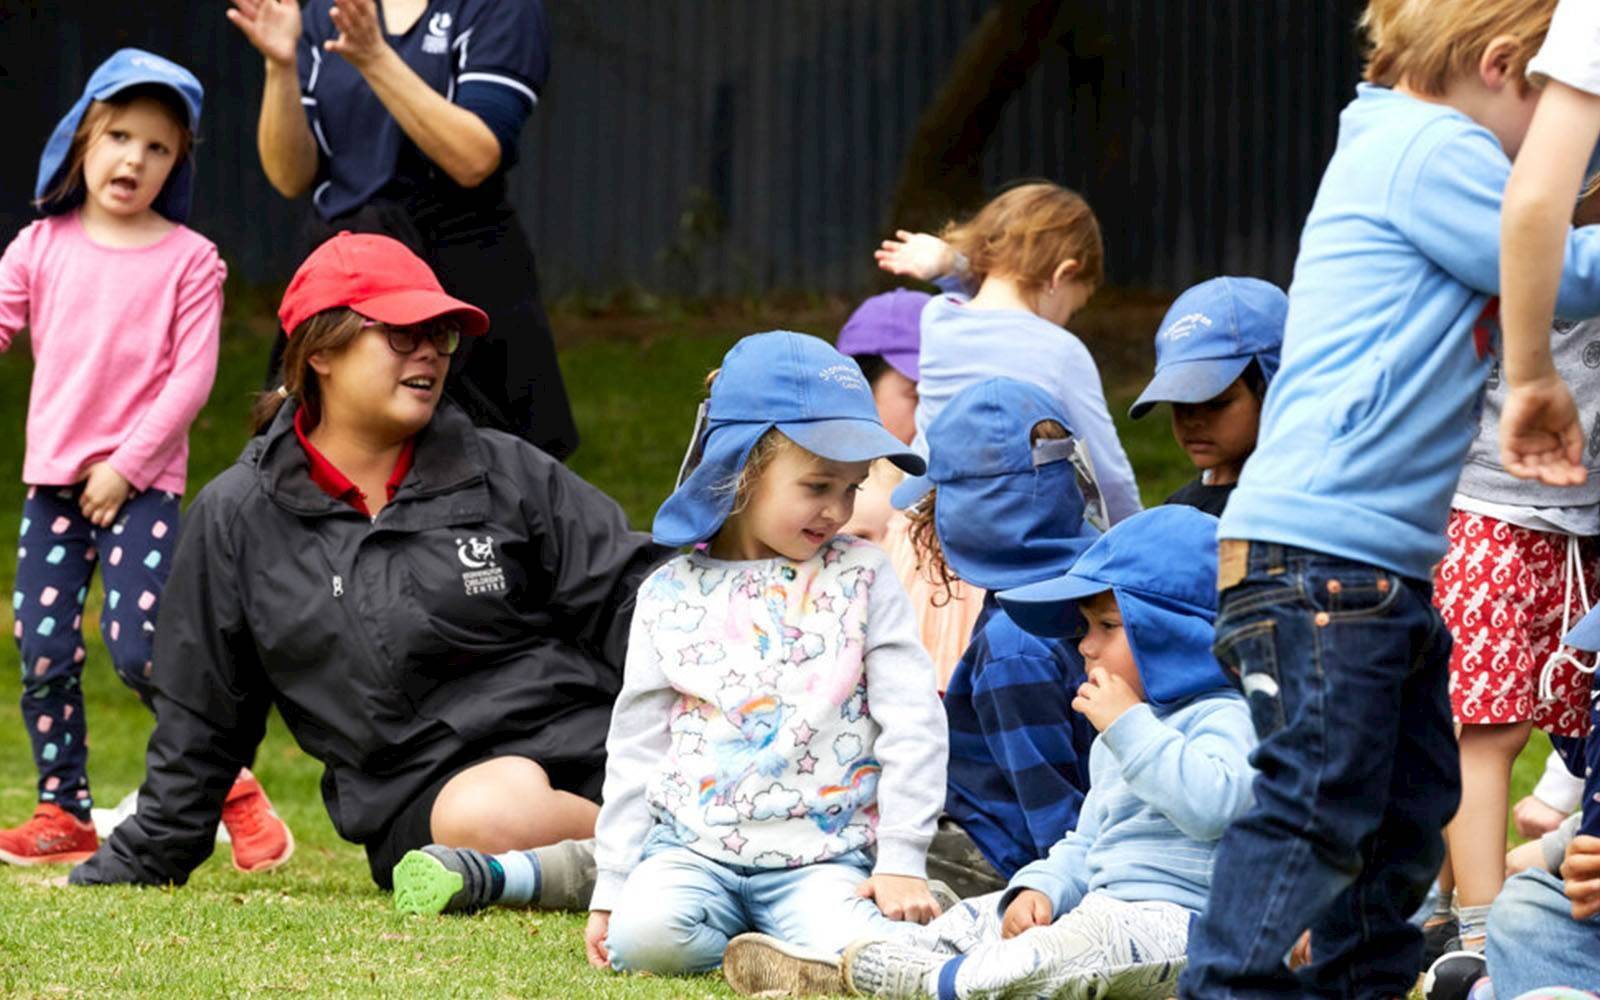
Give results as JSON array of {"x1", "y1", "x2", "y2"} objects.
[{"x1": 0, "y1": 213, "x2": 224, "y2": 495}]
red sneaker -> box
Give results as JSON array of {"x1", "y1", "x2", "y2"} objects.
[
  {"x1": 221, "y1": 770, "x2": 294, "y2": 873},
  {"x1": 0, "y1": 803, "x2": 99, "y2": 865}
]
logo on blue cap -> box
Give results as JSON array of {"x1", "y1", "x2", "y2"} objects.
[{"x1": 1129, "y1": 277, "x2": 1287, "y2": 420}]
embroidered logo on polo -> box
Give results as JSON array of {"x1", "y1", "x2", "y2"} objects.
[
  {"x1": 422, "y1": 12, "x2": 452, "y2": 54},
  {"x1": 817, "y1": 365, "x2": 866, "y2": 392},
  {"x1": 1162, "y1": 312, "x2": 1212, "y2": 342},
  {"x1": 456, "y1": 536, "x2": 507, "y2": 595}
]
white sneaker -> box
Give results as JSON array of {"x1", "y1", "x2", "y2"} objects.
[{"x1": 90, "y1": 789, "x2": 230, "y2": 843}]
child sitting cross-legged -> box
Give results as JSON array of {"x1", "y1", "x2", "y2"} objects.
[
  {"x1": 886, "y1": 377, "x2": 1101, "y2": 898},
  {"x1": 722, "y1": 506, "x2": 1257, "y2": 999},
  {"x1": 586, "y1": 331, "x2": 949, "y2": 978},
  {"x1": 1127, "y1": 277, "x2": 1286, "y2": 516}
]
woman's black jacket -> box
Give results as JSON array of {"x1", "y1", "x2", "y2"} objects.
[{"x1": 72, "y1": 401, "x2": 668, "y2": 885}]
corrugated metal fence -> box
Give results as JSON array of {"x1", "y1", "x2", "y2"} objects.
[{"x1": 0, "y1": 1, "x2": 1364, "y2": 296}]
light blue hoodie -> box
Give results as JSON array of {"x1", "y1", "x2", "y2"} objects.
[
  {"x1": 999, "y1": 692, "x2": 1256, "y2": 917},
  {"x1": 993, "y1": 507, "x2": 1257, "y2": 917},
  {"x1": 1220, "y1": 84, "x2": 1600, "y2": 580}
]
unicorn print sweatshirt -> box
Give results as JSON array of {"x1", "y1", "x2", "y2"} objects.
[{"x1": 591, "y1": 536, "x2": 946, "y2": 911}]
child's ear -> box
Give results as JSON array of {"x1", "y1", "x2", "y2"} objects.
[
  {"x1": 307, "y1": 350, "x2": 333, "y2": 378},
  {"x1": 1478, "y1": 34, "x2": 1523, "y2": 92},
  {"x1": 1050, "y1": 258, "x2": 1082, "y2": 290}
]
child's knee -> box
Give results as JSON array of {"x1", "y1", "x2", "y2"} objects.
[
  {"x1": 16, "y1": 626, "x2": 85, "y2": 686},
  {"x1": 603, "y1": 906, "x2": 723, "y2": 974},
  {"x1": 1488, "y1": 869, "x2": 1564, "y2": 944}
]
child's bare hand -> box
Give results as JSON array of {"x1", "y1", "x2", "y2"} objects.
[
  {"x1": 1562, "y1": 835, "x2": 1600, "y2": 920},
  {"x1": 78, "y1": 463, "x2": 131, "y2": 528},
  {"x1": 875, "y1": 230, "x2": 956, "y2": 282},
  {"x1": 584, "y1": 910, "x2": 612, "y2": 968},
  {"x1": 326, "y1": 0, "x2": 390, "y2": 68},
  {"x1": 1000, "y1": 889, "x2": 1052, "y2": 938},
  {"x1": 856, "y1": 873, "x2": 940, "y2": 924},
  {"x1": 1500, "y1": 377, "x2": 1587, "y2": 486},
  {"x1": 1512, "y1": 793, "x2": 1571, "y2": 840},
  {"x1": 1072, "y1": 668, "x2": 1140, "y2": 732}
]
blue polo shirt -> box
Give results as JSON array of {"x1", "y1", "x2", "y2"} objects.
[{"x1": 298, "y1": 0, "x2": 549, "y2": 219}]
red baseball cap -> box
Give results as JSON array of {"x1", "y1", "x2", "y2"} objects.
[{"x1": 277, "y1": 231, "x2": 490, "y2": 337}]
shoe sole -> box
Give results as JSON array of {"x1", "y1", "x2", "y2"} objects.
[
  {"x1": 0, "y1": 846, "x2": 96, "y2": 866},
  {"x1": 392, "y1": 849, "x2": 465, "y2": 915},
  {"x1": 232, "y1": 823, "x2": 295, "y2": 874},
  {"x1": 722, "y1": 933, "x2": 844, "y2": 997}
]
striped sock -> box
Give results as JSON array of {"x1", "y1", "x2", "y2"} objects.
[{"x1": 492, "y1": 850, "x2": 540, "y2": 906}]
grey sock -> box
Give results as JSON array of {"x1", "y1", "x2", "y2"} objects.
[{"x1": 529, "y1": 837, "x2": 596, "y2": 911}]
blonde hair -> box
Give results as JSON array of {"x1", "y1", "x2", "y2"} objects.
[
  {"x1": 36, "y1": 85, "x2": 195, "y2": 211},
  {"x1": 940, "y1": 181, "x2": 1105, "y2": 301},
  {"x1": 1361, "y1": 0, "x2": 1557, "y2": 95},
  {"x1": 251, "y1": 308, "x2": 366, "y2": 432},
  {"x1": 908, "y1": 418, "x2": 1070, "y2": 606}
]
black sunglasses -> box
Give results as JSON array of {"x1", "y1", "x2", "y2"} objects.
[{"x1": 361, "y1": 319, "x2": 461, "y2": 356}]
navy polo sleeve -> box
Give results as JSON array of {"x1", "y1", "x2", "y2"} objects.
[{"x1": 452, "y1": 0, "x2": 549, "y2": 158}]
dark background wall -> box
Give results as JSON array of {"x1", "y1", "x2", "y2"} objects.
[{"x1": 0, "y1": 1, "x2": 1365, "y2": 297}]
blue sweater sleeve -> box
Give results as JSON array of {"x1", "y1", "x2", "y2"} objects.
[
  {"x1": 1001, "y1": 790, "x2": 1100, "y2": 917},
  {"x1": 1098, "y1": 697, "x2": 1256, "y2": 841},
  {"x1": 1393, "y1": 122, "x2": 1600, "y2": 316}
]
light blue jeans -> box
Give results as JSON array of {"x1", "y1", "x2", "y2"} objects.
[
  {"x1": 604, "y1": 828, "x2": 908, "y2": 974},
  {"x1": 1485, "y1": 869, "x2": 1600, "y2": 997}
]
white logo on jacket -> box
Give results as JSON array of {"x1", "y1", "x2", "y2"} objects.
[
  {"x1": 456, "y1": 536, "x2": 507, "y2": 595},
  {"x1": 422, "y1": 12, "x2": 452, "y2": 54}
]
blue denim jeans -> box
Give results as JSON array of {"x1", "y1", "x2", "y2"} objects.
[
  {"x1": 1486, "y1": 868, "x2": 1600, "y2": 996},
  {"x1": 1179, "y1": 542, "x2": 1460, "y2": 999},
  {"x1": 604, "y1": 826, "x2": 910, "y2": 974}
]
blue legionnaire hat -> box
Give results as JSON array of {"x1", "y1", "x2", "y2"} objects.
[
  {"x1": 35, "y1": 48, "x2": 204, "y2": 224},
  {"x1": 996, "y1": 505, "x2": 1229, "y2": 710},
  {"x1": 1128, "y1": 277, "x2": 1287, "y2": 419},
  {"x1": 887, "y1": 378, "x2": 1102, "y2": 592},
  {"x1": 653, "y1": 331, "x2": 926, "y2": 546}
]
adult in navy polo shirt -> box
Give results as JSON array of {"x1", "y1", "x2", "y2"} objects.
[{"x1": 229, "y1": 0, "x2": 579, "y2": 459}]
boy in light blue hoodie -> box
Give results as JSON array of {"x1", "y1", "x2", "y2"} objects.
[
  {"x1": 1182, "y1": 2, "x2": 1600, "y2": 996},
  {"x1": 720, "y1": 507, "x2": 1256, "y2": 999}
]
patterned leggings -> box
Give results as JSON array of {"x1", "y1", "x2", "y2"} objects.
[
  {"x1": 11, "y1": 486, "x2": 178, "y2": 818},
  {"x1": 895, "y1": 890, "x2": 1192, "y2": 999}
]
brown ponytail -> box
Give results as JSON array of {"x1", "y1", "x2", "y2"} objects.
[{"x1": 250, "y1": 308, "x2": 365, "y2": 433}]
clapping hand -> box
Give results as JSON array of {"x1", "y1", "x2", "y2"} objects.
[
  {"x1": 326, "y1": 0, "x2": 390, "y2": 68},
  {"x1": 225, "y1": 0, "x2": 302, "y2": 66}
]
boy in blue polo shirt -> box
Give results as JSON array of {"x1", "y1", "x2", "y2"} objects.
[
  {"x1": 1128, "y1": 277, "x2": 1286, "y2": 517},
  {"x1": 1179, "y1": 2, "x2": 1600, "y2": 995}
]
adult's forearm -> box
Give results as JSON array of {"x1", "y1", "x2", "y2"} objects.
[
  {"x1": 356, "y1": 47, "x2": 501, "y2": 188},
  {"x1": 258, "y1": 58, "x2": 318, "y2": 199}
]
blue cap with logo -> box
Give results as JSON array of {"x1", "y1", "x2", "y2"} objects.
[
  {"x1": 996, "y1": 505, "x2": 1229, "y2": 710},
  {"x1": 889, "y1": 378, "x2": 1101, "y2": 591},
  {"x1": 653, "y1": 331, "x2": 926, "y2": 546},
  {"x1": 35, "y1": 48, "x2": 204, "y2": 224},
  {"x1": 1128, "y1": 277, "x2": 1287, "y2": 419}
]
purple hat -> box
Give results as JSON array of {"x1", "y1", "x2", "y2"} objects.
[{"x1": 836, "y1": 289, "x2": 928, "y2": 382}]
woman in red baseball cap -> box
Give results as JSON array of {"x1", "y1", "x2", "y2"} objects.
[{"x1": 70, "y1": 233, "x2": 668, "y2": 903}]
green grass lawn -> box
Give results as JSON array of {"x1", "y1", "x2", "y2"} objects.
[{"x1": 0, "y1": 304, "x2": 1551, "y2": 996}]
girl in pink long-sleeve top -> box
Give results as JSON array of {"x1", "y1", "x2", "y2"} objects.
[{"x1": 0, "y1": 49, "x2": 291, "y2": 872}]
